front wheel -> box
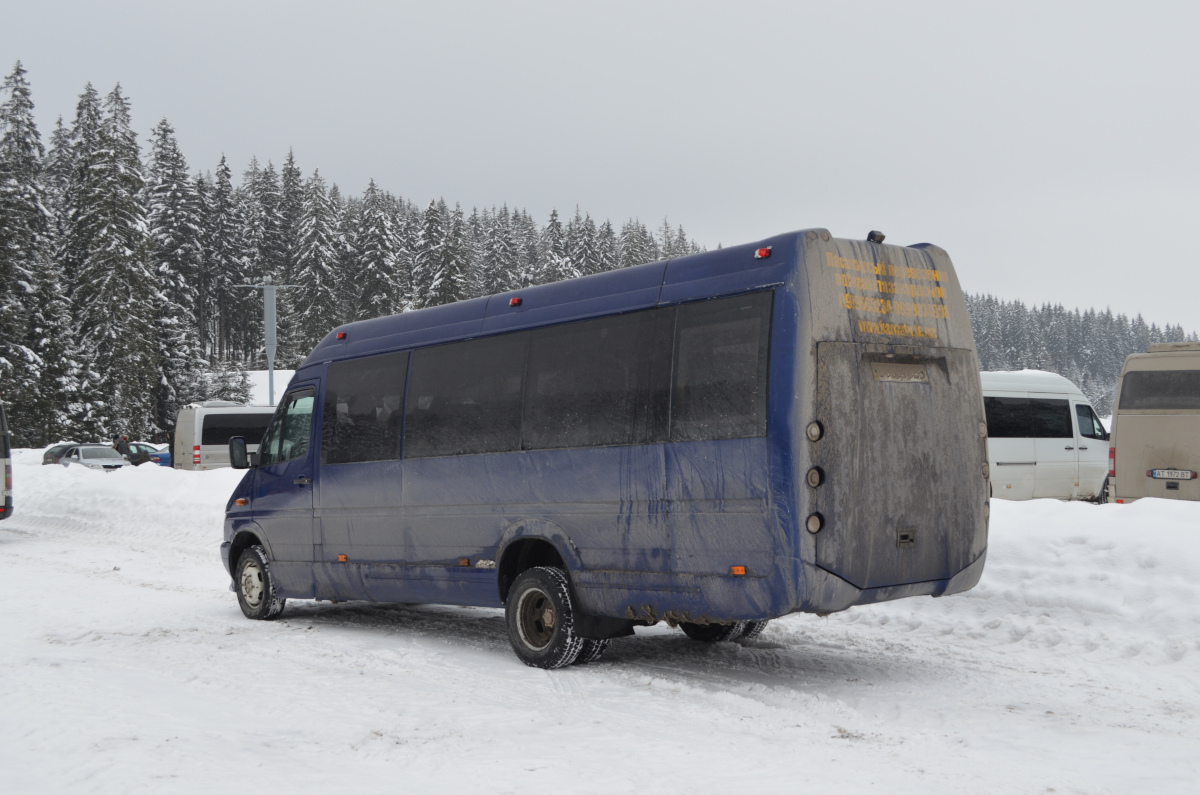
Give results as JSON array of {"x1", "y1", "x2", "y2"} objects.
[
  {"x1": 681, "y1": 621, "x2": 747, "y2": 642},
  {"x1": 236, "y1": 544, "x2": 286, "y2": 620},
  {"x1": 740, "y1": 619, "x2": 770, "y2": 640},
  {"x1": 505, "y1": 567, "x2": 584, "y2": 669}
]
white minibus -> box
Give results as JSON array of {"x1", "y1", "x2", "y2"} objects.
[
  {"x1": 1109, "y1": 342, "x2": 1200, "y2": 503},
  {"x1": 174, "y1": 402, "x2": 275, "y2": 470},
  {"x1": 981, "y1": 370, "x2": 1108, "y2": 501}
]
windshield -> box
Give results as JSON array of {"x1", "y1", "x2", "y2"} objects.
[{"x1": 82, "y1": 447, "x2": 123, "y2": 460}]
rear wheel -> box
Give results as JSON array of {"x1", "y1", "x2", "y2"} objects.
[
  {"x1": 1090, "y1": 478, "x2": 1110, "y2": 504},
  {"x1": 505, "y1": 567, "x2": 584, "y2": 669},
  {"x1": 740, "y1": 619, "x2": 770, "y2": 640},
  {"x1": 574, "y1": 639, "x2": 610, "y2": 665},
  {"x1": 681, "y1": 621, "x2": 747, "y2": 642},
  {"x1": 236, "y1": 545, "x2": 286, "y2": 620}
]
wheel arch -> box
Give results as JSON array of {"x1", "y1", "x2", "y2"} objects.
[
  {"x1": 229, "y1": 523, "x2": 269, "y2": 577},
  {"x1": 496, "y1": 519, "x2": 583, "y2": 603}
]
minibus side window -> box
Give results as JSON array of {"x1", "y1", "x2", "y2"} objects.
[
  {"x1": 1027, "y1": 398, "x2": 1072, "y2": 438},
  {"x1": 322, "y1": 351, "x2": 409, "y2": 465},
  {"x1": 522, "y1": 309, "x2": 671, "y2": 450},
  {"x1": 670, "y1": 292, "x2": 771, "y2": 442},
  {"x1": 405, "y1": 332, "x2": 528, "y2": 459},
  {"x1": 259, "y1": 389, "x2": 315, "y2": 466},
  {"x1": 1075, "y1": 404, "x2": 1106, "y2": 440},
  {"x1": 983, "y1": 397, "x2": 1029, "y2": 438}
]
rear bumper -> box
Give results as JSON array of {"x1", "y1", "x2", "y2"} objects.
[{"x1": 800, "y1": 549, "x2": 987, "y2": 614}]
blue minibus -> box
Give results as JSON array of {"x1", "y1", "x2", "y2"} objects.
[{"x1": 223, "y1": 228, "x2": 990, "y2": 668}]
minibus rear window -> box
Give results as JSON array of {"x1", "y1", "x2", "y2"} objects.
[
  {"x1": 1119, "y1": 370, "x2": 1200, "y2": 411},
  {"x1": 201, "y1": 413, "x2": 273, "y2": 446}
]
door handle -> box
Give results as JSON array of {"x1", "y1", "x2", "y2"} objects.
[
  {"x1": 1064, "y1": 446, "x2": 1074, "y2": 451},
  {"x1": 1079, "y1": 446, "x2": 1088, "y2": 450},
  {"x1": 293, "y1": 476, "x2": 312, "y2": 486}
]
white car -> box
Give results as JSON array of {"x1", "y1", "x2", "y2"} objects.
[{"x1": 60, "y1": 444, "x2": 133, "y2": 472}]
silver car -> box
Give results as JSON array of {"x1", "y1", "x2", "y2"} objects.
[{"x1": 61, "y1": 444, "x2": 132, "y2": 472}]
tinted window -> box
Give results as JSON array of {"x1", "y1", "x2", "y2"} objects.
[
  {"x1": 522, "y1": 310, "x2": 672, "y2": 450},
  {"x1": 405, "y1": 333, "x2": 528, "y2": 458},
  {"x1": 201, "y1": 413, "x2": 273, "y2": 446},
  {"x1": 322, "y1": 351, "x2": 409, "y2": 465},
  {"x1": 984, "y1": 397, "x2": 1029, "y2": 438},
  {"x1": 259, "y1": 389, "x2": 315, "y2": 466},
  {"x1": 670, "y1": 292, "x2": 772, "y2": 442},
  {"x1": 1075, "y1": 404, "x2": 1106, "y2": 440},
  {"x1": 82, "y1": 447, "x2": 123, "y2": 459},
  {"x1": 1028, "y1": 398, "x2": 1072, "y2": 438},
  {"x1": 1119, "y1": 370, "x2": 1200, "y2": 411}
]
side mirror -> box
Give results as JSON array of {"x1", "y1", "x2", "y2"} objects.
[{"x1": 229, "y1": 437, "x2": 251, "y2": 469}]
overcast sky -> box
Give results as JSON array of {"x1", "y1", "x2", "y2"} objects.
[{"x1": 4, "y1": 1, "x2": 1198, "y2": 329}]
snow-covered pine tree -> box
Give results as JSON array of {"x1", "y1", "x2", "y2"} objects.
[
  {"x1": 145, "y1": 118, "x2": 206, "y2": 433},
  {"x1": 536, "y1": 208, "x2": 569, "y2": 285},
  {"x1": 445, "y1": 203, "x2": 470, "y2": 304},
  {"x1": 482, "y1": 205, "x2": 520, "y2": 293},
  {"x1": 71, "y1": 85, "x2": 159, "y2": 439},
  {"x1": 352, "y1": 179, "x2": 398, "y2": 320},
  {"x1": 0, "y1": 61, "x2": 49, "y2": 444},
  {"x1": 565, "y1": 207, "x2": 599, "y2": 278},
  {"x1": 331, "y1": 187, "x2": 361, "y2": 323},
  {"x1": 511, "y1": 208, "x2": 540, "y2": 287},
  {"x1": 411, "y1": 198, "x2": 446, "y2": 310},
  {"x1": 618, "y1": 218, "x2": 657, "y2": 267},
  {"x1": 58, "y1": 83, "x2": 104, "y2": 298},
  {"x1": 203, "y1": 156, "x2": 244, "y2": 362},
  {"x1": 596, "y1": 219, "x2": 618, "y2": 273},
  {"x1": 290, "y1": 169, "x2": 340, "y2": 356}
]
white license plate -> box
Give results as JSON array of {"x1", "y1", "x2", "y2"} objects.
[{"x1": 1150, "y1": 469, "x2": 1194, "y2": 480}]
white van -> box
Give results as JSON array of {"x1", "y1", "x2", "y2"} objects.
[
  {"x1": 1109, "y1": 342, "x2": 1200, "y2": 503},
  {"x1": 981, "y1": 370, "x2": 1109, "y2": 501},
  {"x1": 174, "y1": 402, "x2": 276, "y2": 470}
]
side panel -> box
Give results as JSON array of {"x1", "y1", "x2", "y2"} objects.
[
  {"x1": 174, "y1": 410, "x2": 195, "y2": 470},
  {"x1": 988, "y1": 437, "x2": 1036, "y2": 501}
]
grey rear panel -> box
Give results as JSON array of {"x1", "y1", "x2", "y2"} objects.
[{"x1": 810, "y1": 342, "x2": 988, "y2": 590}]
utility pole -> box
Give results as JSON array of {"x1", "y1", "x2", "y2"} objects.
[{"x1": 239, "y1": 280, "x2": 296, "y2": 406}]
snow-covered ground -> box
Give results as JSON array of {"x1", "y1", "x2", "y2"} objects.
[{"x1": 2, "y1": 449, "x2": 1197, "y2": 794}]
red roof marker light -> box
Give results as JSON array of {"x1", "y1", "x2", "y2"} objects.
[
  {"x1": 336, "y1": 331, "x2": 346, "y2": 340},
  {"x1": 755, "y1": 247, "x2": 772, "y2": 259},
  {"x1": 509, "y1": 297, "x2": 523, "y2": 307}
]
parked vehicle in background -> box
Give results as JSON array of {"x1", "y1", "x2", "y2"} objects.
[
  {"x1": 42, "y1": 441, "x2": 80, "y2": 465},
  {"x1": 982, "y1": 370, "x2": 1109, "y2": 502},
  {"x1": 1109, "y1": 342, "x2": 1200, "y2": 503},
  {"x1": 223, "y1": 228, "x2": 990, "y2": 669},
  {"x1": 1, "y1": 399, "x2": 11, "y2": 520},
  {"x1": 174, "y1": 402, "x2": 274, "y2": 470},
  {"x1": 148, "y1": 445, "x2": 172, "y2": 467},
  {"x1": 127, "y1": 441, "x2": 161, "y2": 466},
  {"x1": 60, "y1": 444, "x2": 132, "y2": 471}
]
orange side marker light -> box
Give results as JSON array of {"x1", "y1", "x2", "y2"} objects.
[
  {"x1": 337, "y1": 554, "x2": 348, "y2": 562},
  {"x1": 234, "y1": 498, "x2": 247, "y2": 506},
  {"x1": 458, "y1": 557, "x2": 470, "y2": 567},
  {"x1": 730, "y1": 565, "x2": 746, "y2": 576}
]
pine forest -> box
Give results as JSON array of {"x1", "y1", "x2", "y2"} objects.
[{"x1": 0, "y1": 65, "x2": 1194, "y2": 445}]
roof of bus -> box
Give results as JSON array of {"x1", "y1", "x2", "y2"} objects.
[
  {"x1": 300, "y1": 231, "x2": 804, "y2": 368},
  {"x1": 980, "y1": 369, "x2": 1087, "y2": 398}
]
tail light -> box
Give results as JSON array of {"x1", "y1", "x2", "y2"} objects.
[
  {"x1": 4, "y1": 457, "x2": 11, "y2": 494},
  {"x1": 1108, "y1": 447, "x2": 1115, "y2": 478},
  {"x1": 193, "y1": 445, "x2": 201, "y2": 465}
]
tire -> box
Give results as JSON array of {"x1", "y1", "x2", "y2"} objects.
[
  {"x1": 235, "y1": 544, "x2": 286, "y2": 620},
  {"x1": 505, "y1": 566, "x2": 585, "y2": 669},
  {"x1": 740, "y1": 619, "x2": 770, "y2": 640},
  {"x1": 681, "y1": 621, "x2": 747, "y2": 642},
  {"x1": 574, "y1": 639, "x2": 610, "y2": 665},
  {"x1": 1091, "y1": 478, "x2": 1109, "y2": 505}
]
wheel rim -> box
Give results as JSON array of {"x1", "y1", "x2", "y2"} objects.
[
  {"x1": 240, "y1": 560, "x2": 265, "y2": 608},
  {"x1": 516, "y1": 586, "x2": 556, "y2": 651}
]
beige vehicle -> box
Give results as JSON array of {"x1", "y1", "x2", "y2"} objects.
[
  {"x1": 1109, "y1": 342, "x2": 1200, "y2": 503},
  {"x1": 174, "y1": 402, "x2": 275, "y2": 470}
]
